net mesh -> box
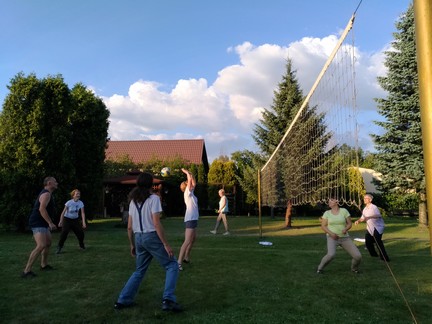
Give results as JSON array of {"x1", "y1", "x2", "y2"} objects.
[{"x1": 260, "y1": 15, "x2": 364, "y2": 208}]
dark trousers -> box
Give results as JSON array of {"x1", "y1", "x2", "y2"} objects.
[
  {"x1": 365, "y1": 229, "x2": 390, "y2": 261},
  {"x1": 58, "y1": 218, "x2": 85, "y2": 249}
]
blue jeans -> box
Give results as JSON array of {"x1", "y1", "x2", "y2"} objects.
[{"x1": 117, "y1": 232, "x2": 179, "y2": 305}]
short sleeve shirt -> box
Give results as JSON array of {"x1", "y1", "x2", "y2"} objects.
[
  {"x1": 129, "y1": 194, "x2": 163, "y2": 233},
  {"x1": 322, "y1": 208, "x2": 351, "y2": 237},
  {"x1": 64, "y1": 199, "x2": 84, "y2": 219},
  {"x1": 184, "y1": 186, "x2": 199, "y2": 222},
  {"x1": 362, "y1": 203, "x2": 385, "y2": 234},
  {"x1": 219, "y1": 195, "x2": 229, "y2": 213}
]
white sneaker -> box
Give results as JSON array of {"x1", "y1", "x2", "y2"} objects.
[
  {"x1": 223, "y1": 231, "x2": 230, "y2": 235},
  {"x1": 210, "y1": 230, "x2": 216, "y2": 234}
]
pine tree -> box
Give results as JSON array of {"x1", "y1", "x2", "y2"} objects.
[
  {"x1": 373, "y1": 4, "x2": 426, "y2": 224},
  {"x1": 253, "y1": 59, "x2": 304, "y2": 156}
]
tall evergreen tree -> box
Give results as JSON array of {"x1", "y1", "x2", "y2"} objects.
[
  {"x1": 372, "y1": 4, "x2": 426, "y2": 224},
  {"x1": 250, "y1": 59, "x2": 304, "y2": 210},
  {"x1": 253, "y1": 59, "x2": 304, "y2": 156}
]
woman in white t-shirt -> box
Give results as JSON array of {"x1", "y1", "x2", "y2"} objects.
[
  {"x1": 210, "y1": 189, "x2": 230, "y2": 235},
  {"x1": 56, "y1": 189, "x2": 86, "y2": 254},
  {"x1": 177, "y1": 168, "x2": 199, "y2": 271},
  {"x1": 115, "y1": 172, "x2": 181, "y2": 312}
]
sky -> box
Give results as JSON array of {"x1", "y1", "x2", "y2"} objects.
[{"x1": 0, "y1": 0, "x2": 412, "y2": 162}]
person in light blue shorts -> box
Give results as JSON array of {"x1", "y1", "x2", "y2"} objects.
[
  {"x1": 22, "y1": 176, "x2": 58, "y2": 278},
  {"x1": 177, "y1": 168, "x2": 199, "y2": 271}
]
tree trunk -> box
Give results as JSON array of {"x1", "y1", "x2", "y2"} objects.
[
  {"x1": 285, "y1": 200, "x2": 292, "y2": 228},
  {"x1": 418, "y1": 193, "x2": 428, "y2": 226}
]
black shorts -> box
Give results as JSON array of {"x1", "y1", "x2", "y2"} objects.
[{"x1": 185, "y1": 220, "x2": 198, "y2": 229}]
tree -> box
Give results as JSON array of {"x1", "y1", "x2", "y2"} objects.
[
  {"x1": 104, "y1": 154, "x2": 137, "y2": 178},
  {"x1": 208, "y1": 158, "x2": 237, "y2": 188},
  {"x1": 253, "y1": 58, "x2": 338, "y2": 217},
  {"x1": 208, "y1": 157, "x2": 238, "y2": 211},
  {"x1": 372, "y1": 4, "x2": 427, "y2": 225},
  {"x1": 253, "y1": 59, "x2": 304, "y2": 156},
  {"x1": 361, "y1": 152, "x2": 379, "y2": 170},
  {"x1": 231, "y1": 150, "x2": 265, "y2": 210},
  {"x1": 68, "y1": 84, "x2": 110, "y2": 218},
  {"x1": 0, "y1": 73, "x2": 110, "y2": 230},
  {"x1": 249, "y1": 59, "x2": 304, "y2": 217}
]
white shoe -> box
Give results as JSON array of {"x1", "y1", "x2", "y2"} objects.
[
  {"x1": 178, "y1": 264, "x2": 183, "y2": 271},
  {"x1": 223, "y1": 231, "x2": 230, "y2": 235},
  {"x1": 210, "y1": 230, "x2": 216, "y2": 234}
]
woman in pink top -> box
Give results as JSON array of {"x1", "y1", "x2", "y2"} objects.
[{"x1": 355, "y1": 194, "x2": 390, "y2": 262}]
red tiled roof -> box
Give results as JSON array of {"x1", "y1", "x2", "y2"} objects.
[
  {"x1": 105, "y1": 139, "x2": 208, "y2": 167},
  {"x1": 104, "y1": 174, "x2": 164, "y2": 185}
]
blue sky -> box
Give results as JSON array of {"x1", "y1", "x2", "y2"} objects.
[{"x1": 0, "y1": 0, "x2": 411, "y2": 161}]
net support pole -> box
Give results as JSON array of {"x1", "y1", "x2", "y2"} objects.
[
  {"x1": 258, "y1": 169, "x2": 263, "y2": 238},
  {"x1": 414, "y1": 0, "x2": 432, "y2": 255}
]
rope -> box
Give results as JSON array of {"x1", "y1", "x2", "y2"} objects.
[{"x1": 371, "y1": 233, "x2": 418, "y2": 324}]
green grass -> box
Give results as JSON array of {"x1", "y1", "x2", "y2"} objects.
[{"x1": 1, "y1": 216, "x2": 431, "y2": 323}]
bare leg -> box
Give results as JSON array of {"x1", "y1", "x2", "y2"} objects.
[
  {"x1": 220, "y1": 214, "x2": 229, "y2": 232},
  {"x1": 24, "y1": 232, "x2": 49, "y2": 273},
  {"x1": 211, "y1": 214, "x2": 223, "y2": 233},
  {"x1": 178, "y1": 228, "x2": 196, "y2": 265},
  {"x1": 40, "y1": 231, "x2": 52, "y2": 268},
  {"x1": 184, "y1": 229, "x2": 196, "y2": 261}
]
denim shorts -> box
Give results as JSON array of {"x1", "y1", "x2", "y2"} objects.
[
  {"x1": 32, "y1": 227, "x2": 49, "y2": 234},
  {"x1": 185, "y1": 220, "x2": 198, "y2": 229}
]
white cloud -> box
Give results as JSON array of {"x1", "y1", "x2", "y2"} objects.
[{"x1": 102, "y1": 35, "x2": 388, "y2": 161}]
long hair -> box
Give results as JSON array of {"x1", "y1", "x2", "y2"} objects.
[{"x1": 128, "y1": 172, "x2": 153, "y2": 203}]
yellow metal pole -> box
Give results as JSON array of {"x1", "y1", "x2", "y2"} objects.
[
  {"x1": 414, "y1": 0, "x2": 432, "y2": 254},
  {"x1": 258, "y1": 169, "x2": 262, "y2": 238}
]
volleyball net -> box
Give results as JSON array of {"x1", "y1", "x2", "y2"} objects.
[{"x1": 259, "y1": 14, "x2": 364, "y2": 209}]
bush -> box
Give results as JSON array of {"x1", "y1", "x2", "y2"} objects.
[{"x1": 383, "y1": 192, "x2": 419, "y2": 215}]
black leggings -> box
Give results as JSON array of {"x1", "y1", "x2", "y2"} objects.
[
  {"x1": 58, "y1": 218, "x2": 85, "y2": 249},
  {"x1": 365, "y1": 229, "x2": 390, "y2": 261}
]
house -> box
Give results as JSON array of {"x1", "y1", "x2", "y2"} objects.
[
  {"x1": 358, "y1": 167, "x2": 382, "y2": 193},
  {"x1": 103, "y1": 139, "x2": 209, "y2": 218},
  {"x1": 105, "y1": 139, "x2": 209, "y2": 172}
]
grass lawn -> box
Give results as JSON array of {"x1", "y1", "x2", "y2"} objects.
[{"x1": 1, "y1": 215, "x2": 431, "y2": 323}]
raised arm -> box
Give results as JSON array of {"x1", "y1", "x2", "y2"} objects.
[{"x1": 181, "y1": 168, "x2": 196, "y2": 190}]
